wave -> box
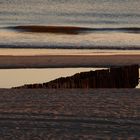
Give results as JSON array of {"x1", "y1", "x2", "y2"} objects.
[
  {"x1": 7, "y1": 25, "x2": 93, "y2": 35},
  {"x1": 1, "y1": 44, "x2": 140, "y2": 50},
  {"x1": 6, "y1": 25, "x2": 140, "y2": 34},
  {"x1": 94, "y1": 27, "x2": 140, "y2": 34}
]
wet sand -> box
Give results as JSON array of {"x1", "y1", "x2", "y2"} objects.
[
  {"x1": 0, "y1": 89, "x2": 140, "y2": 139},
  {"x1": 0, "y1": 54, "x2": 140, "y2": 68}
]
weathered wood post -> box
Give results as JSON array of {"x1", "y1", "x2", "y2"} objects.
[{"x1": 14, "y1": 65, "x2": 139, "y2": 89}]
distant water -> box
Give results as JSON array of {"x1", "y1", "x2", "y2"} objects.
[{"x1": 0, "y1": 0, "x2": 140, "y2": 51}]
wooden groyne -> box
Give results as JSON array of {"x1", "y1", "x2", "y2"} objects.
[{"x1": 14, "y1": 65, "x2": 139, "y2": 89}]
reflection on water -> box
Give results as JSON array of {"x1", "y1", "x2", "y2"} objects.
[{"x1": 0, "y1": 68, "x2": 105, "y2": 88}]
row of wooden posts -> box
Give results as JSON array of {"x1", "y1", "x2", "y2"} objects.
[{"x1": 14, "y1": 65, "x2": 139, "y2": 89}]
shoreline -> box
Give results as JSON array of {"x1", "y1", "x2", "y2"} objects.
[
  {"x1": 0, "y1": 54, "x2": 140, "y2": 68},
  {"x1": 1, "y1": 48, "x2": 140, "y2": 56}
]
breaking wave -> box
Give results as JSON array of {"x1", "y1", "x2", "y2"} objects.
[{"x1": 7, "y1": 25, "x2": 140, "y2": 34}]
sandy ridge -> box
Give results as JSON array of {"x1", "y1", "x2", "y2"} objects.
[{"x1": 0, "y1": 54, "x2": 140, "y2": 68}]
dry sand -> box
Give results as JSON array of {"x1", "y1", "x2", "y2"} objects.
[
  {"x1": 0, "y1": 54, "x2": 140, "y2": 68},
  {"x1": 0, "y1": 89, "x2": 140, "y2": 139}
]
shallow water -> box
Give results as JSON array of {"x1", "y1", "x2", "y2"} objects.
[{"x1": 0, "y1": 0, "x2": 140, "y2": 50}]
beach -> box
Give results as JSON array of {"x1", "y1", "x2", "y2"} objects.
[
  {"x1": 0, "y1": 54, "x2": 140, "y2": 139},
  {"x1": 0, "y1": 54, "x2": 140, "y2": 68},
  {"x1": 0, "y1": 88, "x2": 140, "y2": 139},
  {"x1": 0, "y1": 0, "x2": 140, "y2": 139}
]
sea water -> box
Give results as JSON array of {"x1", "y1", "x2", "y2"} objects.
[{"x1": 0, "y1": 0, "x2": 140, "y2": 53}]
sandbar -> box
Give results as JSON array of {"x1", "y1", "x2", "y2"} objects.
[{"x1": 0, "y1": 54, "x2": 140, "y2": 68}]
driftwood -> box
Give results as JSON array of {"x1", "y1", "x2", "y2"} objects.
[{"x1": 14, "y1": 65, "x2": 139, "y2": 89}]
